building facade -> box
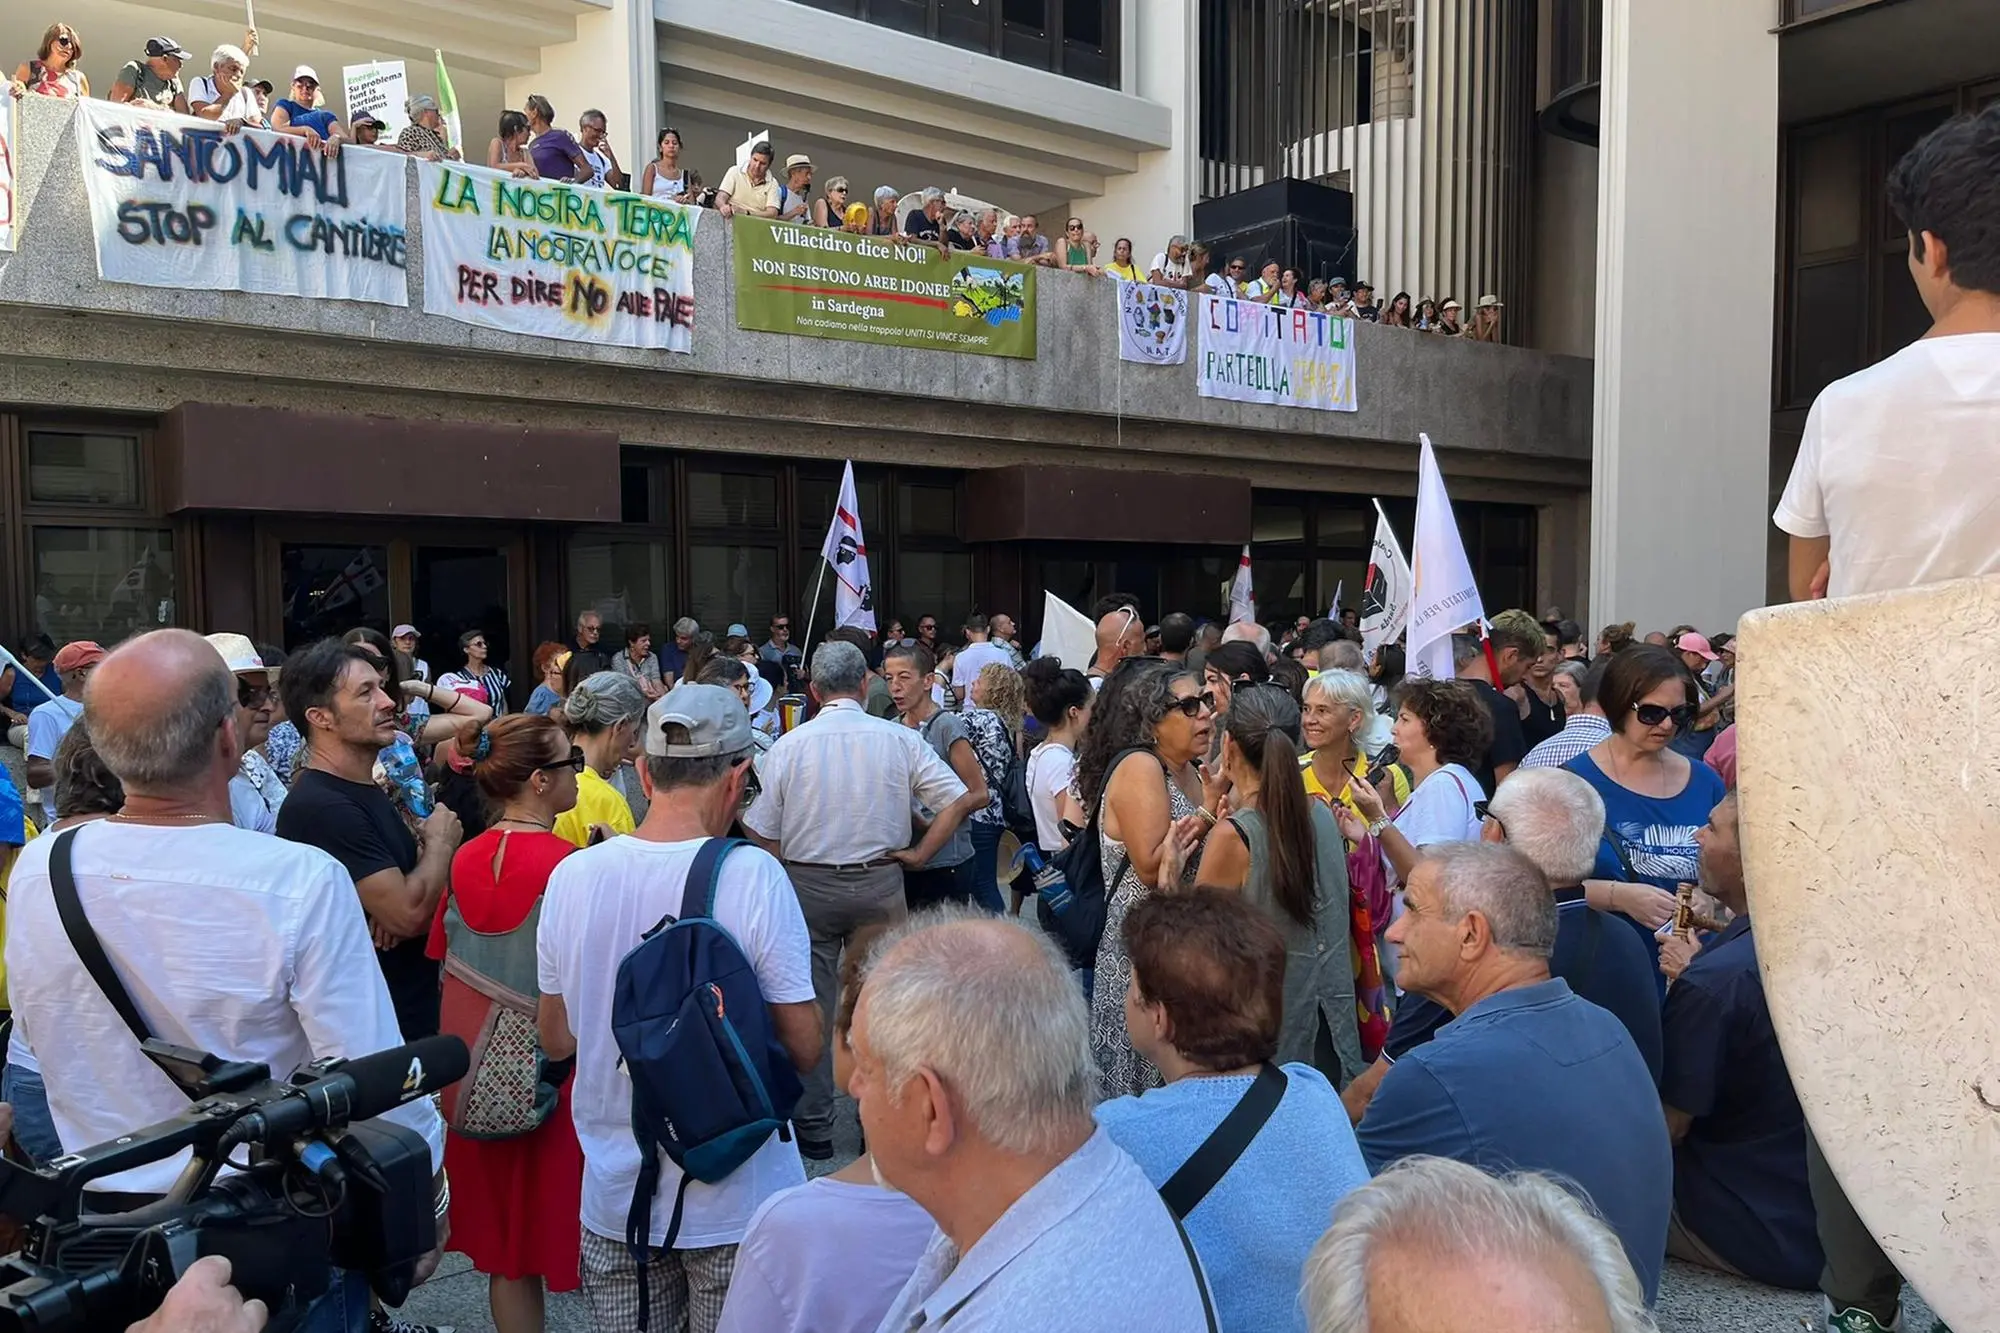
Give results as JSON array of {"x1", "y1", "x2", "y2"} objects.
[{"x1": 0, "y1": 0, "x2": 1991, "y2": 688}]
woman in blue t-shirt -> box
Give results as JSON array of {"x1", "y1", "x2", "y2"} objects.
[
  {"x1": 1565, "y1": 644, "x2": 1728, "y2": 985},
  {"x1": 269, "y1": 66, "x2": 346, "y2": 150}
]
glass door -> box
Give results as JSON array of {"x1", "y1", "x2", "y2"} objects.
[{"x1": 412, "y1": 545, "x2": 512, "y2": 706}]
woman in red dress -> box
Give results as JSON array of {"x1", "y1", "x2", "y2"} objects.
[{"x1": 427, "y1": 714, "x2": 586, "y2": 1333}]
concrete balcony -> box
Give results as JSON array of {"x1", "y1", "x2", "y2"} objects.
[{"x1": 0, "y1": 94, "x2": 1590, "y2": 507}]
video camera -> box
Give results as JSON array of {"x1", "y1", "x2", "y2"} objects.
[{"x1": 0, "y1": 1034, "x2": 468, "y2": 1332}]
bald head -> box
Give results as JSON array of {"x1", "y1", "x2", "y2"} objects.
[
  {"x1": 86, "y1": 629, "x2": 238, "y2": 794},
  {"x1": 1095, "y1": 608, "x2": 1143, "y2": 669},
  {"x1": 862, "y1": 907, "x2": 1095, "y2": 1155}
]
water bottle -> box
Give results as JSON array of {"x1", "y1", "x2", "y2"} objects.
[
  {"x1": 1015, "y1": 844, "x2": 1072, "y2": 914},
  {"x1": 380, "y1": 734, "x2": 433, "y2": 818}
]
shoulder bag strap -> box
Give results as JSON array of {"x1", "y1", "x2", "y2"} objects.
[
  {"x1": 680, "y1": 837, "x2": 742, "y2": 921},
  {"x1": 1170, "y1": 1212, "x2": 1222, "y2": 1333},
  {"x1": 1158, "y1": 1061, "x2": 1287, "y2": 1220},
  {"x1": 49, "y1": 826, "x2": 155, "y2": 1045}
]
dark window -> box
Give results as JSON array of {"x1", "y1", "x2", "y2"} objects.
[
  {"x1": 687, "y1": 469, "x2": 778, "y2": 529},
  {"x1": 1790, "y1": 259, "x2": 1867, "y2": 406},
  {"x1": 899, "y1": 482, "x2": 959, "y2": 538},
  {"x1": 279, "y1": 542, "x2": 383, "y2": 648},
  {"x1": 26, "y1": 430, "x2": 142, "y2": 508},
  {"x1": 780, "y1": 0, "x2": 1117, "y2": 87},
  {"x1": 620, "y1": 464, "x2": 652, "y2": 525}
]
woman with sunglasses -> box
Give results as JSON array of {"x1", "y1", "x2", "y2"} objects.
[
  {"x1": 269, "y1": 67, "x2": 349, "y2": 156},
  {"x1": 1565, "y1": 644, "x2": 1728, "y2": 972},
  {"x1": 12, "y1": 24, "x2": 88, "y2": 100},
  {"x1": 554, "y1": 672, "x2": 648, "y2": 848},
  {"x1": 1077, "y1": 660, "x2": 1218, "y2": 1096},
  {"x1": 426, "y1": 714, "x2": 584, "y2": 1333}
]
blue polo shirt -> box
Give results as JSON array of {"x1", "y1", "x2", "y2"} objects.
[
  {"x1": 1358, "y1": 977, "x2": 1672, "y2": 1304},
  {"x1": 1383, "y1": 890, "x2": 1665, "y2": 1084},
  {"x1": 6, "y1": 664, "x2": 60, "y2": 717},
  {"x1": 1659, "y1": 915, "x2": 1822, "y2": 1290}
]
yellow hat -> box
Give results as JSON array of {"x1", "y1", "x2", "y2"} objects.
[{"x1": 844, "y1": 201, "x2": 869, "y2": 227}]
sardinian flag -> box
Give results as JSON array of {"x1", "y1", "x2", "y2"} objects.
[
  {"x1": 819, "y1": 460, "x2": 876, "y2": 632},
  {"x1": 1228, "y1": 545, "x2": 1256, "y2": 625},
  {"x1": 1360, "y1": 499, "x2": 1413, "y2": 660}
]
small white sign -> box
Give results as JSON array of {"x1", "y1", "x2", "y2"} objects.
[{"x1": 343, "y1": 60, "x2": 409, "y2": 138}]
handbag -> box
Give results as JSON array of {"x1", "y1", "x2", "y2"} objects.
[{"x1": 1036, "y1": 746, "x2": 1159, "y2": 970}]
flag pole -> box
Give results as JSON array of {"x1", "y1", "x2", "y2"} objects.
[
  {"x1": 1480, "y1": 625, "x2": 1503, "y2": 687},
  {"x1": 801, "y1": 556, "x2": 830, "y2": 656}
]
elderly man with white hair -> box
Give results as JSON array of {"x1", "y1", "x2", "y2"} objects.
[
  {"x1": 852, "y1": 908, "x2": 1219, "y2": 1331},
  {"x1": 1220, "y1": 619, "x2": 1275, "y2": 663},
  {"x1": 1302, "y1": 1156, "x2": 1658, "y2": 1333},
  {"x1": 1354, "y1": 841, "x2": 1672, "y2": 1304},
  {"x1": 187, "y1": 40, "x2": 261, "y2": 125}
]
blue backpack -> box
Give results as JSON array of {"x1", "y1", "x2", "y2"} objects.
[{"x1": 611, "y1": 837, "x2": 802, "y2": 1330}]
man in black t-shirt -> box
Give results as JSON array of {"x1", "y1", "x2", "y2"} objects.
[
  {"x1": 1453, "y1": 611, "x2": 1547, "y2": 794},
  {"x1": 276, "y1": 639, "x2": 462, "y2": 1040}
]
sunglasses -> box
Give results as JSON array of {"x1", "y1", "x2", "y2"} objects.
[
  {"x1": 56, "y1": 35, "x2": 76, "y2": 49},
  {"x1": 1170, "y1": 690, "x2": 1217, "y2": 718},
  {"x1": 538, "y1": 747, "x2": 587, "y2": 775},
  {"x1": 238, "y1": 682, "x2": 273, "y2": 709},
  {"x1": 740, "y1": 761, "x2": 763, "y2": 810},
  {"x1": 1634, "y1": 703, "x2": 1697, "y2": 729}
]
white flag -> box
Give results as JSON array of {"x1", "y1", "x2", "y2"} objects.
[
  {"x1": 818, "y1": 460, "x2": 876, "y2": 633},
  {"x1": 1228, "y1": 545, "x2": 1256, "y2": 625},
  {"x1": 1041, "y1": 592, "x2": 1097, "y2": 670},
  {"x1": 1360, "y1": 499, "x2": 1414, "y2": 660},
  {"x1": 1329, "y1": 580, "x2": 1344, "y2": 620},
  {"x1": 1405, "y1": 435, "x2": 1484, "y2": 681}
]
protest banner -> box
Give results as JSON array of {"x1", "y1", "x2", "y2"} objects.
[
  {"x1": 419, "y1": 160, "x2": 699, "y2": 352},
  {"x1": 343, "y1": 60, "x2": 410, "y2": 138},
  {"x1": 1116, "y1": 280, "x2": 1186, "y2": 365},
  {"x1": 733, "y1": 218, "x2": 1037, "y2": 358},
  {"x1": 1195, "y1": 295, "x2": 1358, "y2": 411},
  {"x1": 77, "y1": 99, "x2": 408, "y2": 305},
  {"x1": 0, "y1": 94, "x2": 16, "y2": 255}
]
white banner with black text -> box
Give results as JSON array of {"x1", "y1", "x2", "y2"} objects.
[{"x1": 1195, "y1": 295, "x2": 1358, "y2": 412}]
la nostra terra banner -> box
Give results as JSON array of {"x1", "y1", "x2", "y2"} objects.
[{"x1": 733, "y1": 218, "x2": 1036, "y2": 359}]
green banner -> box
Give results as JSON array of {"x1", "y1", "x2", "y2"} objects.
[{"x1": 732, "y1": 217, "x2": 1037, "y2": 359}]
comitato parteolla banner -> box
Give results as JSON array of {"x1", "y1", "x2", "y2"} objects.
[{"x1": 1195, "y1": 294, "x2": 1358, "y2": 412}]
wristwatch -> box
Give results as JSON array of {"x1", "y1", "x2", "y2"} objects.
[{"x1": 1366, "y1": 816, "x2": 1393, "y2": 839}]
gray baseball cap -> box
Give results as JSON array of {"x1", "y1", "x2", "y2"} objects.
[{"x1": 647, "y1": 683, "x2": 753, "y2": 759}]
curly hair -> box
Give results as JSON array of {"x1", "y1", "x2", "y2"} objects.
[
  {"x1": 1597, "y1": 621, "x2": 1637, "y2": 656},
  {"x1": 974, "y1": 662, "x2": 1025, "y2": 746},
  {"x1": 1074, "y1": 660, "x2": 1191, "y2": 811},
  {"x1": 1394, "y1": 678, "x2": 1493, "y2": 770},
  {"x1": 53, "y1": 722, "x2": 124, "y2": 820}
]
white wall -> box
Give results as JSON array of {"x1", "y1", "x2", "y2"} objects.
[
  {"x1": 1590, "y1": 0, "x2": 1777, "y2": 637},
  {"x1": 1070, "y1": 0, "x2": 1196, "y2": 256},
  {"x1": 506, "y1": 0, "x2": 655, "y2": 179}
]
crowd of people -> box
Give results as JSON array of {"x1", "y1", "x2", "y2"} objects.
[
  {"x1": 9, "y1": 20, "x2": 1511, "y2": 345},
  {"x1": 0, "y1": 594, "x2": 1793, "y2": 1333}
]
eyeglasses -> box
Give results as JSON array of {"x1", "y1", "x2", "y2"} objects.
[
  {"x1": 55, "y1": 35, "x2": 75, "y2": 49},
  {"x1": 1633, "y1": 703, "x2": 1697, "y2": 729},
  {"x1": 772, "y1": 622, "x2": 790, "y2": 632},
  {"x1": 739, "y1": 761, "x2": 763, "y2": 810},
  {"x1": 238, "y1": 682, "x2": 273, "y2": 709},
  {"x1": 1170, "y1": 691, "x2": 1217, "y2": 718},
  {"x1": 538, "y1": 747, "x2": 587, "y2": 774}
]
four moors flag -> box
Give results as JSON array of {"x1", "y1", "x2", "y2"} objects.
[
  {"x1": 1404, "y1": 434, "x2": 1485, "y2": 681},
  {"x1": 819, "y1": 460, "x2": 876, "y2": 633},
  {"x1": 1228, "y1": 545, "x2": 1256, "y2": 625},
  {"x1": 1359, "y1": 499, "x2": 1413, "y2": 660}
]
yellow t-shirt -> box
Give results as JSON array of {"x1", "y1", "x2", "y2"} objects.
[
  {"x1": 553, "y1": 766, "x2": 636, "y2": 849},
  {"x1": 1301, "y1": 749, "x2": 1411, "y2": 822},
  {"x1": 1106, "y1": 261, "x2": 1142, "y2": 282}
]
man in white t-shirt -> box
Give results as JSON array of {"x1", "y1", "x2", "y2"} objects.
[
  {"x1": 1775, "y1": 104, "x2": 2000, "y2": 603},
  {"x1": 22, "y1": 640, "x2": 102, "y2": 826},
  {"x1": 1772, "y1": 104, "x2": 2000, "y2": 1333},
  {"x1": 3, "y1": 630, "x2": 446, "y2": 1322},
  {"x1": 539, "y1": 683, "x2": 821, "y2": 1333},
  {"x1": 948, "y1": 612, "x2": 1013, "y2": 704}
]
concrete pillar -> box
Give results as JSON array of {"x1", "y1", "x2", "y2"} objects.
[
  {"x1": 1589, "y1": 0, "x2": 1776, "y2": 636},
  {"x1": 1078, "y1": 0, "x2": 1198, "y2": 249},
  {"x1": 505, "y1": 0, "x2": 659, "y2": 185}
]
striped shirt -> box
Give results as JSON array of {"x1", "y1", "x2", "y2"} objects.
[{"x1": 1520, "y1": 713, "x2": 1613, "y2": 771}]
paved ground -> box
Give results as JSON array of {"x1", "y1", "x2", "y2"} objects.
[{"x1": 393, "y1": 1090, "x2": 1933, "y2": 1333}]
